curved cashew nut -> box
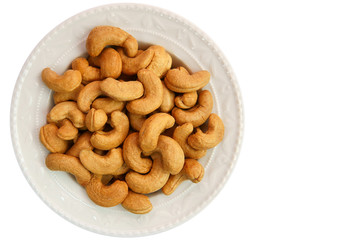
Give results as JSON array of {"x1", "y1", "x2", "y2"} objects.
[
  {"x1": 77, "y1": 81, "x2": 103, "y2": 113},
  {"x1": 47, "y1": 101, "x2": 85, "y2": 128},
  {"x1": 85, "y1": 108, "x2": 108, "y2": 132},
  {"x1": 85, "y1": 174, "x2": 128, "y2": 207},
  {"x1": 66, "y1": 131, "x2": 93, "y2": 157},
  {"x1": 86, "y1": 25, "x2": 138, "y2": 57},
  {"x1": 160, "y1": 81, "x2": 175, "y2": 112},
  {"x1": 79, "y1": 148, "x2": 124, "y2": 175},
  {"x1": 92, "y1": 98, "x2": 125, "y2": 114},
  {"x1": 146, "y1": 45, "x2": 172, "y2": 78},
  {"x1": 171, "y1": 90, "x2": 213, "y2": 127},
  {"x1": 53, "y1": 84, "x2": 84, "y2": 104},
  {"x1": 143, "y1": 135, "x2": 185, "y2": 175},
  {"x1": 46, "y1": 153, "x2": 92, "y2": 186},
  {"x1": 138, "y1": 113, "x2": 175, "y2": 152},
  {"x1": 40, "y1": 123, "x2": 70, "y2": 153},
  {"x1": 187, "y1": 113, "x2": 225, "y2": 150},
  {"x1": 126, "y1": 69, "x2": 164, "y2": 115},
  {"x1": 174, "y1": 91, "x2": 198, "y2": 109},
  {"x1": 123, "y1": 132, "x2": 152, "y2": 174},
  {"x1": 56, "y1": 119, "x2": 78, "y2": 140},
  {"x1": 162, "y1": 159, "x2": 204, "y2": 195},
  {"x1": 71, "y1": 58, "x2": 100, "y2": 83},
  {"x1": 41, "y1": 68, "x2": 82, "y2": 93},
  {"x1": 90, "y1": 110, "x2": 129, "y2": 150},
  {"x1": 172, "y1": 123, "x2": 206, "y2": 159},
  {"x1": 100, "y1": 78, "x2": 144, "y2": 102},
  {"x1": 164, "y1": 66, "x2": 210, "y2": 93},
  {"x1": 88, "y1": 47, "x2": 122, "y2": 79},
  {"x1": 128, "y1": 112, "x2": 146, "y2": 131},
  {"x1": 118, "y1": 48, "x2": 155, "y2": 75},
  {"x1": 122, "y1": 190, "x2": 152, "y2": 214},
  {"x1": 125, "y1": 153, "x2": 170, "y2": 194}
]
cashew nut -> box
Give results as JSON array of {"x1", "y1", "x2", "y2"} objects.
[
  {"x1": 123, "y1": 132, "x2": 152, "y2": 174},
  {"x1": 85, "y1": 174, "x2": 128, "y2": 207},
  {"x1": 100, "y1": 78, "x2": 144, "y2": 102},
  {"x1": 41, "y1": 68, "x2": 82, "y2": 93},
  {"x1": 85, "y1": 108, "x2": 108, "y2": 132},
  {"x1": 118, "y1": 48, "x2": 154, "y2": 75},
  {"x1": 56, "y1": 119, "x2": 78, "y2": 140},
  {"x1": 174, "y1": 91, "x2": 198, "y2": 109},
  {"x1": 92, "y1": 98, "x2": 125, "y2": 114},
  {"x1": 164, "y1": 67, "x2": 210, "y2": 93},
  {"x1": 160, "y1": 81, "x2": 175, "y2": 112},
  {"x1": 71, "y1": 58, "x2": 100, "y2": 83},
  {"x1": 45, "y1": 153, "x2": 91, "y2": 186},
  {"x1": 187, "y1": 113, "x2": 225, "y2": 150},
  {"x1": 88, "y1": 47, "x2": 122, "y2": 79},
  {"x1": 47, "y1": 101, "x2": 85, "y2": 128},
  {"x1": 121, "y1": 190, "x2": 152, "y2": 214},
  {"x1": 143, "y1": 135, "x2": 185, "y2": 175},
  {"x1": 66, "y1": 131, "x2": 93, "y2": 157},
  {"x1": 40, "y1": 123, "x2": 70, "y2": 153},
  {"x1": 125, "y1": 153, "x2": 170, "y2": 194},
  {"x1": 172, "y1": 123, "x2": 206, "y2": 159},
  {"x1": 171, "y1": 90, "x2": 213, "y2": 127},
  {"x1": 146, "y1": 45, "x2": 172, "y2": 78},
  {"x1": 90, "y1": 110, "x2": 129, "y2": 150},
  {"x1": 126, "y1": 69, "x2": 164, "y2": 115},
  {"x1": 138, "y1": 113, "x2": 175, "y2": 152},
  {"x1": 162, "y1": 158, "x2": 204, "y2": 195},
  {"x1": 53, "y1": 84, "x2": 84, "y2": 104},
  {"x1": 128, "y1": 112, "x2": 146, "y2": 131},
  {"x1": 86, "y1": 25, "x2": 138, "y2": 57},
  {"x1": 79, "y1": 148, "x2": 124, "y2": 175},
  {"x1": 77, "y1": 81, "x2": 103, "y2": 113}
]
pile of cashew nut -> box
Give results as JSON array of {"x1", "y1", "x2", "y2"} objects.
[{"x1": 39, "y1": 25, "x2": 225, "y2": 214}]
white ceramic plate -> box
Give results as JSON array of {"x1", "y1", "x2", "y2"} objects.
[{"x1": 10, "y1": 3, "x2": 244, "y2": 237}]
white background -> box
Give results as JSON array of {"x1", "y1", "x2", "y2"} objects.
[{"x1": 2, "y1": 0, "x2": 360, "y2": 239}]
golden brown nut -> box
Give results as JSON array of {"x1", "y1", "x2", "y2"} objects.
[
  {"x1": 121, "y1": 190, "x2": 152, "y2": 214},
  {"x1": 47, "y1": 101, "x2": 86, "y2": 128},
  {"x1": 71, "y1": 58, "x2": 101, "y2": 83},
  {"x1": 146, "y1": 45, "x2": 172, "y2": 78},
  {"x1": 46, "y1": 153, "x2": 92, "y2": 186},
  {"x1": 118, "y1": 48, "x2": 155, "y2": 75},
  {"x1": 92, "y1": 98, "x2": 125, "y2": 114},
  {"x1": 160, "y1": 81, "x2": 175, "y2": 112},
  {"x1": 77, "y1": 81, "x2": 103, "y2": 113},
  {"x1": 88, "y1": 47, "x2": 122, "y2": 79},
  {"x1": 53, "y1": 84, "x2": 84, "y2": 104},
  {"x1": 85, "y1": 108, "x2": 108, "y2": 132},
  {"x1": 40, "y1": 123, "x2": 70, "y2": 153},
  {"x1": 66, "y1": 131, "x2": 93, "y2": 157},
  {"x1": 174, "y1": 91, "x2": 198, "y2": 109},
  {"x1": 100, "y1": 78, "x2": 144, "y2": 102},
  {"x1": 56, "y1": 119, "x2": 78, "y2": 140},
  {"x1": 42, "y1": 68, "x2": 82, "y2": 93}
]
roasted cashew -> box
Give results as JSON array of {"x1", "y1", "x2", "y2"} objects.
[
  {"x1": 40, "y1": 123, "x2": 70, "y2": 153},
  {"x1": 92, "y1": 98, "x2": 125, "y2": 114},
  {"x1": 146, "y1": 45, "x2": 172, "y2": 78},
  {"x1": 46, "y1": 153, "x2": 91, "y2": 186},
  {"x1": 174, "y1": 91, "x2": 198, "y2": 109},
  {"x1": 171, "y1": 90, "x2": 213, "y2": 127},
  {"x1": 126, "y1": 69, "x2": 163, "y2": 115},
  {"x1": 162, "y1": 158, "x2": 204, "y2": 195},
  {"x1": 77, "y1": 81, "x2": 103, "y2": 113},
  {"x1": 86, "y1": 25, "x2": 138, "y2": 57},
  {"x1": 85, "y1": 174, "x2": 128, "y2": 207},
  {"x1": 79, "y1": 148, "x2": 123, "y2": 175},
  {"x1": 172, "y1": 123, "x2": 206, "y2": 159},
  {"x1": 66, "y1": 131, "x2": 93, "y2": 157},
  {"x1": 143, "y1": 135, "x2": 184, "y2": 175},
  {"x1": 128, "y1": 112, "x2": 146, "y2": 131},
  {"x1": 85, "y1": 108, "x2": 108, "y2": 132},
  {"x1": 71, "y1": 58, "x2": 100, "y2": 83},
  {"x1": 88, "y1": 47, "x2": 122, "y2": 79},
  {"x1": 100, "y1": 78, "x2": 144, "y2": 102},
  {"x1": 121, "y1": 190, "x2": 152, "y2": 214},
  {"x1": 160, "y1": 81, "x2": 175, "y2": 112},
  {"x1": 138, "y1": 113, "x2": 175, "y2": 152},
  {"x1": 90, "y1": 110, "x2": 129, "y2": 150},
  {"x1": 41, "y1": 68, "x2": 82, "y2": 93},
  {"x1": 47, "y1": 101, "x2": 85, "y2": 128},
  {"x1": 123, "y1": 132, "x2": 152, "y2": 174},
  {"x1": 187, "y1": 113, "x2": 225, "y2": 150},
  {"x1": 125, "y1": 153, "x2": 170, "y2": 194},
  {"x1": 164, "y1": 66, "x2": 210, "y2": 93},
  {"x1": 118, "y1": 48, "x2": 154, "y2": 75},
  {"x1": 56, "y1": 119, "x2": 78, "y2": 140},
  {"x1": 53, "y1": 84, "x2": 84, "y2": 104}
]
